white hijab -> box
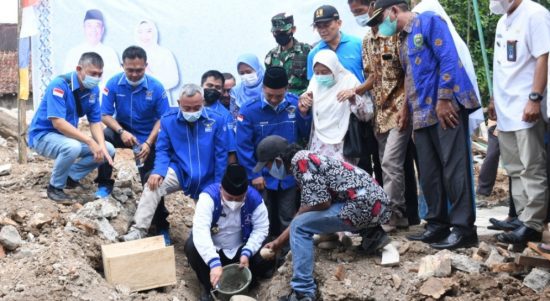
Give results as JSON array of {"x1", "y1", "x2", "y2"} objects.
[
  {"x1": 413, "y1": 0, "x2": 484, "y2": 134},
  {"x1": 309, "y1": 50, "x2": 361, "y2": 144}
]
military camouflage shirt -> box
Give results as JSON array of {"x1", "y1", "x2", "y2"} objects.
[
  {"x1": 265, "y1": 38, "x2": 311, "y2": 95},
  {"x1": 362, "y1": 30, "x2": 406, "y2": 134}
]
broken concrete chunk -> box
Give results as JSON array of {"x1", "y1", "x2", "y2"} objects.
[
  {"x1": 0, "y1": 164, "x2": 11, "y2": 176},
  {"x1": 419, "y1": 277, "x2": 455, "y2": 299},
  {"x1": 0, "y1": 225, "x2": 22, "y2": 251},
  {"x1": 381, "y1": 243, "x2": 400, "y2": 267},
  {"x1": 523, "y1": 268, "x2": 550, "y2": 293},
  {"x1": 29, "y1": 213, "x2": 53, "y2": 229},
  {"x1": 418, "y1": 254, "x2": 451, "y2": 279},
  {"x1": 100, "y1": 200, "x2": 120, "y2": 219},
  {"x1": 448, "y1": 253, "x2": 482, "y2": 274},
  {"x1": 485, "y1": 249, "x2": 506, "y2": 268},
  {"x1": 0, "y1": 217, "x2": 17, "y2": 227},
  {"x1": 392, "y1": 274, "x2": 402, "y2": 289}
]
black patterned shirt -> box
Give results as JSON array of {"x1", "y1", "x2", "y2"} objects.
[{"x1": 291, "y1": 150, "x2": 391, "y2": 228}]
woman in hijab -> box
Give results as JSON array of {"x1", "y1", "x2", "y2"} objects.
[
  {"x1": 230, "y1": 54, "x2": 265, "y2": 120},
  {"x1": 298, "y1": 49, "x2": 372, "y2": 162},
  {"x1": 135, "y1": 19, "x2": 179, "y2": 105}
]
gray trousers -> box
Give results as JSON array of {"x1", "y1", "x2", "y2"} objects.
[
  {"x1": 498, "y1": 120, "x2": 548, "y2": 232},
  {"x1": 415, "y1": 109, "x2": 476, "y2": 230},
  {"x1": 131, "y1": 168, "x2": 181, "y2": 232},
  {"x1": 375, "y1": 126, "x2": 412, "y2": 219}
]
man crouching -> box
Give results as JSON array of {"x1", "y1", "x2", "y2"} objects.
[{"x1": 184, "y1": 164, "x2": 274, "y2": 301}]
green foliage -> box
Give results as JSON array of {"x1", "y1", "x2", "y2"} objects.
[{"x1": 438, "y1": 0, "x2": 550, "y2": 106}]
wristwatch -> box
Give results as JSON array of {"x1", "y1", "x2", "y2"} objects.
[
  {"x1": 116, "y1": 128, "x2": 124, "y2": 135},
  {"x1": 529, "y1": 92, "x2": 544, "y2": 102}
]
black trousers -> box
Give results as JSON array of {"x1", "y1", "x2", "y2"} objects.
[
  {"x1": 477, "y1": 125, "x2": 499, "y2": 196},
  {"x1": 263, "y1": 185, "x2": 299, "y2": 237},
  {"x1": 358, "y1": 121, "x2": 384, "y2": 186},
  {"x1": 184, "y1": 234, "x2": 274, "y2": 291},
  {"x1": 404, "y1": 139, "x2": 420, "y2": 225},
  {"x1": 415, "y1": 109, "x2": 475, "y2": 230},
  {"x1": 96, "y1": 127, "x2": 169, "y2": 229}
]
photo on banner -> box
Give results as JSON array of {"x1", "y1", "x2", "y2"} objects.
[{"x1": 35, "y1": 0, "x2": 364, "y2": 107}]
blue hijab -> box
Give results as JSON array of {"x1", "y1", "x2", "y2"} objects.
[{"x1": 234, "y1": 54, "x2": 265, "y2": 108}]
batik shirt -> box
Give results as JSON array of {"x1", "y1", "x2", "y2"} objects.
[
  {"x1": 362, "y1": 30, "x2": 405, "y2": 134},
  {"x1": 265, "y1": 38, "x2": 312, "y2": 95},
  {"x1": 399, "y1": 12, "x2": 480, "y2": 130},
  {"x1": 291, "y1": 150, "x2": 391, "y2": 228}
]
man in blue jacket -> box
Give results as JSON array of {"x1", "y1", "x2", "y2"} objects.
[
  {"x1": 236, "y1": 66, "x2": 311, "y2": 238},
  {"x1": 28, "y1": 52, "x2": 115, "y2": 204},
  {"x1": 367, "y1": 0, "x2": 481, "y2": 249},
  {"x1": 122, "y1": 83, "x2": 229, "y2": 241}
]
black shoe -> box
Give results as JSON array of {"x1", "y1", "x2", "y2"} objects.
[
  {"x1": 47, "y1": 185, "x2": 73, "y2": 205},
  {"x1": 488, "y1": 217, "x2": 522, "y2": 231},
  {"x1": 406, "y1": 226, "x2": 450, "y2": 243},
  {"x1": 430, "y1": 227, "x2": 478, "y2": 250},
  {"x1": 199, "y1": 286, "x2": 214, "y2": 301},
  {"x1": 65, "y1": 177, "x2": 82, "y2": 190},
  {"x1": 279, "y1": 290, "x2": 316, "y2": 301},
  {"x1": 360, "y1": 225, "x2": 390, "y2": 254},
  {"x1": 495, "y1": 225, "x2": 542, "y2": 245}
]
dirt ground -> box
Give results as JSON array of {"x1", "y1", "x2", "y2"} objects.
[{"x1": 0, "y1": 135, "x2": 549, "y2": 301}]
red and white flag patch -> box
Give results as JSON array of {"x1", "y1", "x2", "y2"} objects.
[
  {"x1": 52, "y1": 88, "x2": 64, "y2": 98},
  {"x1": 237, "y1": 114, "x2": 244, "y2": 122},
  {"x1": 103, "y1": 87, "x2": 109, "y2": 96}
]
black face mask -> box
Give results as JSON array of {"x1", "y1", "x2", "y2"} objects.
[
  {"x1": 275, "y1": 32, "x2": 293, "y2": 46},
  {"x1": 203, "y1": 88, "x2": 222, "y2": 105}
]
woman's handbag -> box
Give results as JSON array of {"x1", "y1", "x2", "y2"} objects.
[{"x1": 343, "y1": 114, "x2": 366, "y2": 158}]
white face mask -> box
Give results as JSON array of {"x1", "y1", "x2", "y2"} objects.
[
  {"x1": 223, "y1": 198, "x2": 243, "y2": 211},
  {"x1": 241, "y1": 72, "x2": 258, "y2": 87},
  {"x1": 181, "y1": 107, "x2": 203, "y2": 122},
  {"x1": 490, "y1": 0, "x2": 513, "y2": 15},
  {"x1": 355, "y1": 13, "x2": 370, "y2": 27}
]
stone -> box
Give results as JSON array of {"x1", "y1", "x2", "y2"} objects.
[
  {"x1": 446, "y1": 251, "x2": 482, "y2": 274},
  {"x1": 115, "y1": 163, "x2": 137, "y2": 188},
  {"x1": 485, "y1": 249, "x2": 506, "y2": 268},
  {"x1": 0, "y1": 164, "x2": 11, "y2": 176},
  {"x1": 381, "y1": 243, "x2": 400, "y2": 267},
  {"x1": 392, "y1": 274, "x2": 402, "y2": 289},
  {"x1": 260, "y1": 247, "x2": 275, "y2": 260},
  {"x1": 29, "y1": 213, "x2": 53, "y2": 229},
  {"x1": 490, "y1": 263, "x2": 522, "y2": 273},
  {"x1": 96, "y1": 218, "x2": 118, "y2": 242},
  {"x1": 523, "y1": 268, "x2": 550, "y2": 293},
  {"x1": 12, "y1": 210, "x2": 28, "y2": 223},
  {"x1": 418, "y1": 254, "x2": 451, "y2": 279},
  {"x1": 0, "y1": 217, "x2": 17, "y2": 227},
  {"x1": 115, "y1": 284, "x2": 131, "y2": 296},
  {"x1": 0, "y1": 245, "x2": 5, "y2": 258},
  {"x1": 0, "y1": 225, "x2": 22, "y2": 250},
  {"x1": 419, "y1": 277, "x2": 455, "y2": 299},
  {"x1": 334, "y1": 264, "x2": 345, "y2": 281},
  {"x1": 101, "y1": 200, "x2": 120, "y2": 219},
  {"x1": 398, "y1": 242, "x2": 410, "y2": 255}
]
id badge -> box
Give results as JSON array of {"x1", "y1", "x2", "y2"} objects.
[{"x1": 506, "y1": 40, "x2": 517, "y2": 62}]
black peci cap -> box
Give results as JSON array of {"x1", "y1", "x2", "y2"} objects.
[
  {"x1": 263, "y1": 66, "x2": 288, "y2": 89},
  {"x1": 221, "y1": 164, "x2": 249, "y2": 196}
]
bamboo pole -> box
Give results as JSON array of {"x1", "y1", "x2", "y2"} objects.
[{"x1": 17, "y1": 0, "x2": 27, "y2": 164}]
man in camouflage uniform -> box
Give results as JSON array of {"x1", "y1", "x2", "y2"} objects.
[{"x1": 265, "y1": 13, "x2": 311, "y2": 96}]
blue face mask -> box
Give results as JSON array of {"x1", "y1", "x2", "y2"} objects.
[
  {"x1": 315, "y1": 74, "x2": 336, "y2": 88},
  {"x1": 82, "y1": 75, "x2": 101, "y2": 89},
  {"x1": 126, "y1": 76, "x2": 145, "y2": 87},
  {"x1": 181, "y1": 107, "x2": 203, "y2": 122},
  {"x1": 378, "y1": 14, "x2": 398, "y2": 37},
  {"x1": 269, "y1": 159, "x2": 287, "y2": 180}
]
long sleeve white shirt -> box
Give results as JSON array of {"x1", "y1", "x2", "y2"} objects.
[{"x1": 192, "y1": 192, "x2": 269, "y2": 268}]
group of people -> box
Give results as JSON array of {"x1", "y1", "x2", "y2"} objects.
[{"x1": 27, "y1": 1, "x2": 549, "y2": 301}]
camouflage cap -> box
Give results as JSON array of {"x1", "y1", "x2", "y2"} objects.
[{"x1": 271, "y1": 13, "x2": 294, "y2": 32}]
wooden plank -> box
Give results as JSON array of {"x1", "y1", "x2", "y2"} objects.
[
  {"x1": 101, "y1": 236, "x2": 176, "y2": 292},
  {"x1": 515, "y1": 254, "x2": 550, "y2": 269},
  {"x1": 102, "y1": 235, "x2": 165, "y2": 258},
  {"x1": 528, "y1": 242, "x2": 550, "y2": 262},
  {"x1": 381, "y1": 243, "x2": 399, "y2": 267}
]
